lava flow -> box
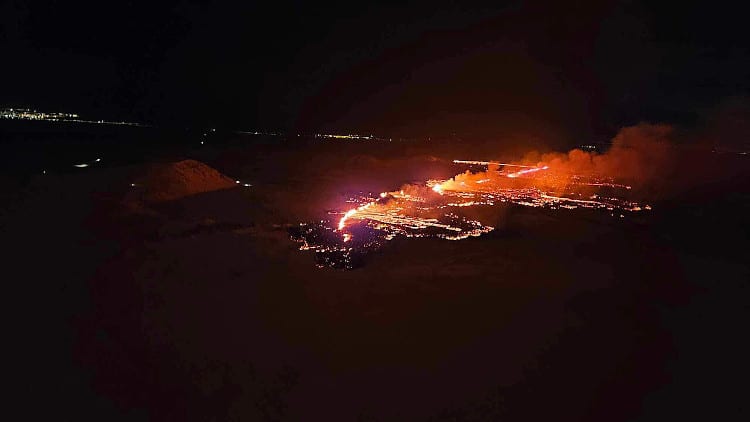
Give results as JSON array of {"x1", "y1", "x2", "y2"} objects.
[{"x1": 290, "y1": 156, "x2": 651, "y2": 269}]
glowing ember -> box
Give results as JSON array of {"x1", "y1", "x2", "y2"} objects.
[
  {"x1": 506, "y1": 165, "x2": 549, "y2": 178},
  {"x1": 338, "y1": 208, "x2": 357, "y2": 230},
  {"x1": 452, "y1": 160, "x2": 535, "y2": 167}
]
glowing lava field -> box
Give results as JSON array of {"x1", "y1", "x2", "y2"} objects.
[{"x1": 290, "y1": 160, "x2": 651, "y2": 269}]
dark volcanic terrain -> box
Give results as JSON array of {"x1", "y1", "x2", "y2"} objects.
[{"x1": 5, "y1": 137, "x2": 749, "y2": 420}]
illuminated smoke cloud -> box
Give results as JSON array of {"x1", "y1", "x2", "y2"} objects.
[{"x1": 437, "y1": 123, "x2": 675, "y2": 197}]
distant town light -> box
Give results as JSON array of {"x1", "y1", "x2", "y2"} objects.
[{"x1": 1, "y1": 107, "x2": 144, "y2": 126}]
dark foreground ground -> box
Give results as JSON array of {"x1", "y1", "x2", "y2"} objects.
[{"x1": 4, "y1": 138, "x2": 749, "y2": 420}]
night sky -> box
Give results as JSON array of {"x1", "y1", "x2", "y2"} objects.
[{"x1": 2, "y1": 0, "x2": 748, "y2": 141}]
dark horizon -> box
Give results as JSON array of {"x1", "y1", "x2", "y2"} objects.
[{"x1": 2, "y1": 1, "x2": 749, "y2": 144}]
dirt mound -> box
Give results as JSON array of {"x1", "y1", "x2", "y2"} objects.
[{"x1": 131, "y1": 159, "x2": 236, "y2": 202}]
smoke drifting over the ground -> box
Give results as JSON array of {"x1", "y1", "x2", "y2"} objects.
[
  {"x1": 529, "y1": 124, "x2": 671, "y2": 182},
  {"x1": 434, "y1": 123, "x2": 677, "y2": 199}
]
